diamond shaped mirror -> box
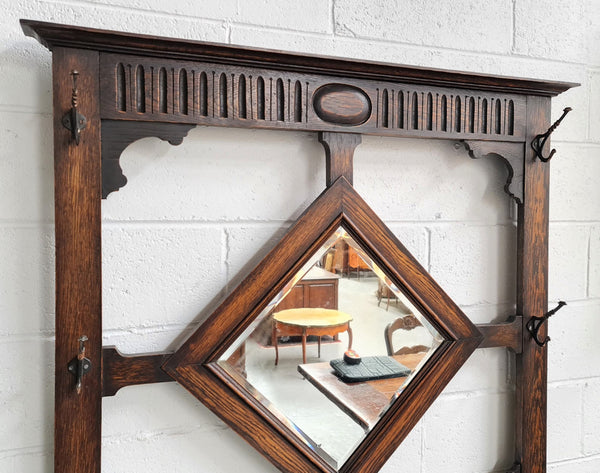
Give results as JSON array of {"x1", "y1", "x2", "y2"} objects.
[
  {"x1": 215, "y1": 227, "x2": 444, "y2": 469},
  {"x1": 165, "y1": 178, "x2": 481, "y2": 473}
]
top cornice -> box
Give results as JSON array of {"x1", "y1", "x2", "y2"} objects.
[{"x1": 21, "y1": 19, "x2": 577, "y2": 97}]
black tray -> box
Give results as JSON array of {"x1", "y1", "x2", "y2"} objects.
[{"x1": 330, "y1": 356, "x2": 411, "y2": 383}]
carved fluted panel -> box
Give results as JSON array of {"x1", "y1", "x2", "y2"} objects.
[{"x1": 100, "y1": 53, "x2": 525, "y2": 141}]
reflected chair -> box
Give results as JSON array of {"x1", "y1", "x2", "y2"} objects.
[
  {"x1": 377, "y1": 280, "x2": 398, "y2": 310},
  {"x1": 384, "y1": 314, "x2": 428, "y2": 356}
]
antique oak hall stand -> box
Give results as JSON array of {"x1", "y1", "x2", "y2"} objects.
[{"x1": 21, "y1": 20, "x2": 576, "y2": 473}]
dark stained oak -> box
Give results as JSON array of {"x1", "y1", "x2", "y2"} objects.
[
  {"x1": 101, "y1": 120, "x2": 195, "y2": 197},
  {"x1": 21, "y1": 19, "x2": 577, "y2": 96},
  {"x1": 165, "y1": 177, "x2": 482, "y2": 473},
  {"x1": 52, "y1": 47, "x2": 102, "y2": 473},
  {"x1": 98, "y1": 319, "x2": 521, "y2": 397},
  {"x1": 463, "y1": 140, "x2": 525, "y2": 204},
  {"x1": 476, "y1": 317, "x2": 522, "y2": 353},
  {"x1": 319, "y1": 131, "x2": 361, "y2": 186},
  {"x1": 313, "y1": 84, "x2": 372, "y2": 125},
  {"x1": 102, "y1": 347, "x2": 173, "y2": 397},
  {"x1": 515, "y1": 95, "x2": 552, "y2": 473},
  {"x1": 20, "y1": 18, "x2": 577, "y2": 473}
]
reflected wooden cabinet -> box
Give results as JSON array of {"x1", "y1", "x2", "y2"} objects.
[{"x1": 275, "y1": 267, "x2": 340, "y2": 311}]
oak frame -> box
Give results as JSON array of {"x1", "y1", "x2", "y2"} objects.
[
  {"x1": 20, "y1": 19, "x2": 577, "y2": 473},
  {"x1": 165, "y1": 178, "x2": 482, "y2": 473}
]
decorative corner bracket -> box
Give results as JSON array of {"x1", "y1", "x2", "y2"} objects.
[
  {"x1": 462, "y1": 140, "x2": 525, "y2": 204},
  {"x1": 101, "y1": 121, "x2": 195, "y2": 198},
  {"x1": 61, "y1": 70, "x2": 87, "y2": 145},
  {"x1": 531, "y1": 107, "x2": 572, "y2": 162},
  {"x1": 526, "y1": 301, "x2": 567, "y2": 347}
]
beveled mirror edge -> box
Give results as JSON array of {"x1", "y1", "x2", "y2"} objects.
[{"x1": 166, "y1": 177, "x2": 482, "y2": 473}]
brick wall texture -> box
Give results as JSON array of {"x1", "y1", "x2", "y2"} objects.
[{"x1": 0, "y1": 1, "x2": 598, "y2": 471}]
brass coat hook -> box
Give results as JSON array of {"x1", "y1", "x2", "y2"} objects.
[
  {"x1": 67, "y1": 335, "x2": 92, "y2": 394},
  {"x1": 531, "y1": 107, "x2": 572, "y2": 162},
  {"x1": 526, "y1": 301, "x2": 567, "y2": 347},
  {"x1": 61, "y1": 70, "x2": 87, "y2": 145}
]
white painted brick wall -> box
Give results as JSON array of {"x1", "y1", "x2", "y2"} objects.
[{"x1": 1, "y1": 1, "x2": 598, "y2": 472}]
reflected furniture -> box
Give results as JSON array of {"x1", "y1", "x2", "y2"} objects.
[
  {"x1": 273, "y1": 308, "x2": 353, "y2": 364},
  {"x1": 298, "y1": 352, "x2": 426, "y2": 430},
  {"x1": 269, "y1": 266, "x2": 340, "y2": 345},
  {"x1": 276, "y1": 267, "x2": 340, "y2": 312},
  {"x1": 376, "y1": 280, "x2": 397, "y2": 310},
  {"x1": 384, "y1": 314, "x2": 429, "y2": 356},
  {"x1": 330, "y1": 241, "x2": 372, "y2": 278},
  {"x1": 20, "y1": 18, "x2": 576, "y2": 473}
]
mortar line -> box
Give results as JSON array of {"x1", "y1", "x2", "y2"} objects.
[
  {"x1": 581, "y1": 379, "x2": 586, "y2": 456},
  {"x1": 0, "y1": 221, "x2": 54, "y2": 228},
  {"x1": 437, "y1": 386, "x2": 515, "y2": 400},
  {"x1": 223, "y1": 227, "x2": 232, "y2": 292},
  {"x1": 552, "y1": 140, "x2": 600, "y2": 147},
  {"x1": 329, "y1": 0, "x2": 334, "y2": 33},
  {"x1": 0, "y1": 445, "x2": 50, "y2": 459},
  {"x1": 0, "y1": 104, "x2": 51, "y2": 115},
  {"x1": 548, "y1": 452, "x2": 600, "y2": 466},
  {"x1": 548, "y1": 376, "x2": 600, "y2": 388},
  {"x1": 225, "y1": 21, "x2": 232, "y2": 44},
  {"x1": 420, "y1": 420, "x2": 425, "y2": 473},
  {"x1": 229, "y1": 24, "x2": 589, "y2": 68},
  {"x1": 587, "y1": 69, "x2": 593, "y2": 141},
  {"x1": 101, "y1": 422, "x2": 230, "y2": 444},
  {"x1": 41, "y1": 0, "x2": 228, "y2": 27},
  {"x1": 511, "y1": 0, "x2": 517, "y2": 53},
  {"x1": 30, "y1": 0, "x2": 591, "y2": 69},
  {"x1": 98, "y1": 219, "x2": 524, "y2": 227},
  {"x1": 425, "y1": 226, "x2": 432, "y2": 272},
  {"x1": 587, "y1": 226, "x2": 592, "y2": 298}
]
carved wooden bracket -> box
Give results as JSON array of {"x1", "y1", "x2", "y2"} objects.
[
  {"x1": 101, "y1": 120, "x2": 195, "y2": 198},
  {"x1": 319, "y1": 131, "x2": 362, "y2": 186},
  {"x1": 462, "y1": 140, "x2": 525, "y2": 204}
]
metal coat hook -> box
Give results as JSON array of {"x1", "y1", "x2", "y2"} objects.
[
  {"x1": 526, "y1": 301, "x2": 567, "y2": 347},
  {"x1": 531, "y1": 107, "x2": 572, "y2": 162},
  {"x1": 67, "y1": 335, "x2": 92, "y2": 394},
  {"x1": 61, "y1": 70, "x2": 87, "y2": 145}
]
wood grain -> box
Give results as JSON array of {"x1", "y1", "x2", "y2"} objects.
[
  {"x1": 52, "y1": 47, "x2": 102, "y2": 473},
  {"x1": 515, "y1": 95, "x2": 552, "y2": 473},
  {"x1": 101, "y1": 347, "x2": 173, "y2": 397},
  {"x1": 319, "y1": 131, "x2": 361, "y2": 186},
  {"x1": 476, "y1": 317, "x2": 522, "y2": 353},
  {"x1": 20, "y1": 18, "x2": 577, "y2": 473},
  {"x1": 166, "y1": 177, "x2": 482, "y2": 473}
]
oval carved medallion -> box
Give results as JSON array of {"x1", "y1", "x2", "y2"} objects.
[{"x1": 313, "y1": 84, "x2": 372, "y2": 125}]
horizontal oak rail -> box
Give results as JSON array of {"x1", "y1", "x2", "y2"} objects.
[{"x1": 102, "y1": 318, "x2": 522, "y2": 396}]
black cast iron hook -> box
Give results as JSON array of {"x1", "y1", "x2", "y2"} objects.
[
  {"x1": 67, "y1": 335, "x2": 92, "y2": 394},
  {"x1": 531, "y1": 107, "x2": 572, "y2": 162},
  {"x1": 526, "y1": 301, "x2": 567, "y2": 347},
  {"x1": 61, "y1": 70, "x2": 87, "y2": 145}
]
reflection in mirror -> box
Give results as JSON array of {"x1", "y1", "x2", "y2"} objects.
[{"x1": 213, "y1": 227, "x2": 444, "y2": 470}]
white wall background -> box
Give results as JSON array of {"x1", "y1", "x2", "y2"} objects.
[{"x1": 1, "y1": 1, "x2": 598, "y2": 472}]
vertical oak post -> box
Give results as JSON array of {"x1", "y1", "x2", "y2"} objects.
[
  {"x1": 516, "y1": 95, "x2": 551, "y2": 473},
  {"x1": 52, "y1": 48, "x2": 102, "y2": 473},
  {"x1": 318, "y1": 131, "x2": 362, "y2": 186}
]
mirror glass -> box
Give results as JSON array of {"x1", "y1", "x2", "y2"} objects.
[{"x1": 212, "y1": 227, "x2": 444, "y2": 470}]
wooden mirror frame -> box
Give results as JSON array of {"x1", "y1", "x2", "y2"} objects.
[{"x1": 20, "y1": 19, "x2": 577, "y2": 473}]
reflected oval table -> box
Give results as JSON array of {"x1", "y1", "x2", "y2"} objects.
[{"x1": 272, "y1": 308, "x2": 353, "y2": 365}]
